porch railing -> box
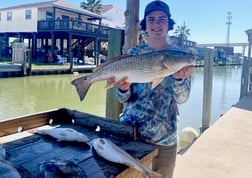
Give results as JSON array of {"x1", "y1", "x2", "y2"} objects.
[{"x1": 37, "y1": 20, "x2": 109, "y2": 38}]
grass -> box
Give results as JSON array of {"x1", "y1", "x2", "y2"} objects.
[{"x1": 31, "y1": 62, "x2": 70, "y2": 69}]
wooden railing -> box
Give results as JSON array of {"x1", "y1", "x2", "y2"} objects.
[{"x1": 37, "y1": 19, "x2": 109, "y2": 38}]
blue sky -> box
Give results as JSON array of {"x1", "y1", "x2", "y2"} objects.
[{"x1": 1, "y1": 0, "x2": 252, "y2": 45}]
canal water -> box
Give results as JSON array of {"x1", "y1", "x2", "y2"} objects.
[{"x1": 0, "y1": 65, "x2": 242, "y2": 135}]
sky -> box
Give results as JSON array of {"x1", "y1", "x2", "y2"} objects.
[{"x1": 1, "y1": 0, "x2": 252, "y2": 53}]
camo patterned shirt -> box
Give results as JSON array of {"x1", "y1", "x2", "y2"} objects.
[{"x1": 116, "y1": 44, "x2": 191, "y2": 146}]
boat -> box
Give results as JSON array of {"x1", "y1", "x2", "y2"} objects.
[{"x1": 0, "y1": 108, "x2": 158, "y2": 177}]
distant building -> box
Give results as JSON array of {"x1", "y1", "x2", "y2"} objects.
[
  {"x1": 0, "y1": 0, "x2": 110, "y2": 63},
  {"x1": 170, "y1": 35, "x2": 196, "y2": 48},
  {"x1": 102, "y1": 5, "x2": 125, "y2": 29},
  {"x1": 214, "y1": 46, "x2": 234, "y2": 56}
]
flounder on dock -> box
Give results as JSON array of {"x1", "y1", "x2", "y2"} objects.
[
  {"x1": 92, "y1": 138, "x2": 162, "y2": 178},
  {"x1": 29, "y1": 128, "x2": 89, "y2": 142},
  {"x1": 37, "y1": 158, "x2": 87, "y2": 178}
]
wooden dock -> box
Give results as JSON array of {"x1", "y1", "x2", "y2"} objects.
[
  {"x1": 0, "y1": 63, "x2": 95, "y2": 77},
  {"x1": 0, "y1": 63, "x2": 28, "y2": 77},
  {"x1": 174, "y1": 93, "x2": 252, "y2": 178}
]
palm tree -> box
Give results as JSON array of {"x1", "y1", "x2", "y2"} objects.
[
  {"x1": 80, "y1": 0, "x2": 103, "y2": 15},
  {"x1": 173, "y1": 21, "x2": 190, "y2": 47}
]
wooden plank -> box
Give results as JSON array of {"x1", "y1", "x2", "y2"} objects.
[
  {"x1": 0, "y1": 108, "x2": 72, "y2": 137},
  {"x1": 67, "y1": 109, "x2": 134, "y2": 140},
  {"x1": 0, "y1": 113, "x2": 51, "y2": 137}
]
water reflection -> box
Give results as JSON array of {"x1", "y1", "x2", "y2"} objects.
[{"x1": 0, "y1": 66, "x2": 242, "y2": 135}]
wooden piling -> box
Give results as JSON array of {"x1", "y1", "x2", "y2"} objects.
[
  {"x1": 201, "y1": 48, "x2": 214, "y2": 133},
  {"x1": 105, "y1": 29, "x2": 124, "y2": 120},
  {"x1": 240, "y1": 59, "x2": 252, "y2": 99}
]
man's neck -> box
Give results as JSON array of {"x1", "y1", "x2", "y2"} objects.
[{"x1": 147, "y1": 38, "x2": 170, "y2": 50}]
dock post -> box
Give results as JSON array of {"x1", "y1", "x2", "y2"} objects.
[
  {"x1": 105, "y1": 29, "x2": 124, "y2": 120},
  {"x1": 27, "y1": 49, "x2": 32, "y2": 76},
  {"x1": 201, "y1": 48, "x2": 214, "y2": 133},
  {"x1": 240, "y1": 29, "x2": 252, "y2": 98},
  {"x1": 22, "y1": 50, "x2": 27, "y2": 76}
]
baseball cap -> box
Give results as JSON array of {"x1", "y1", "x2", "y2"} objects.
[
  {"x1": 140, "y1": 0, "x2": 175, "y2": 31},
  {"x1": 144, "y1": 0, "x2": 171, "y2": 18}
]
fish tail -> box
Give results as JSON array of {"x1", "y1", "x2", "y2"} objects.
[
  {"x1": 71, "y1": 76, "x2": 92, "y2": 101},
  {"x1": 146, "y1": 170, "x2": 163, "y2": 178},
  {"x1": 28, "y1": 129, "x2": 38, "y2": 134}
]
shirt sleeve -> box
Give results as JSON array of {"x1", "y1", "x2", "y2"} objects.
[
  {"x1": 116, "y1": 87, "x2": 132, "y2": 103},
  {"x1": 172, "y1": 77, "x2": 191, "y2": 104}
]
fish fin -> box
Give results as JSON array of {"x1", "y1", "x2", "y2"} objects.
[
  {"x1": 151, "y1": 78, "x2": 164, "y2": 89},
  {"x1": 71, "y1": 76, "x2": 92, "y2": 101},
  {"x1": 105, "y1": 79, "x2": 115, "y2": 89},
  {"x1": 94, "y1": 54, "x2": 132, "y2": 72}
]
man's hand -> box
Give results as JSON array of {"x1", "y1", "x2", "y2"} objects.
[
  {"x1": 173, "y1": 65, "x2": 194, "y2": 80},
  {"x1": 108, "y1": 76, "x2": 132, "y2": 91}
]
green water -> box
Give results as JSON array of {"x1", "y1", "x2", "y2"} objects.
[
  {"x1": 0, "y1": 74, "x2": 106, "y2": 120},
  {"x1": 0, "y1": 66, "x2": 242, "y2": 135}
]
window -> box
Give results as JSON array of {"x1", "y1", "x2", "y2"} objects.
[
  {"x1": 7, "y1": 12, "x2": 12, "y2": 21},
  {"x1": 25, "y1": 9, "x2": 32, "y2": 20},
  {"x1": 62, "y1": 15, "x2": 69, "y2": 20},
  {"x1": 46, "y1": 11, "x2": 53, "y2": 20}
]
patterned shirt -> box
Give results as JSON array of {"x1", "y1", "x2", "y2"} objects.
[{"x1": 116, "y1": 44, "x2": 191, "y2": 146}]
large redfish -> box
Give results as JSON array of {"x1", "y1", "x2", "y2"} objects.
[
  {"x1": 92, "y1": 138, "x2": 162, "y2": 178},
  {"x1": 72, "y1": 48, "x2": 196, "y2": 101}
]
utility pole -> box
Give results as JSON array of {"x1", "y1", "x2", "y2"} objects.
[{"x1": 226, "y1": 11, "x2": 232, "y2": 46}]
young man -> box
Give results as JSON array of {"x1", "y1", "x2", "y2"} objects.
[{"x1": 110, "y1": 1, "x2": 194, "y2": 177}]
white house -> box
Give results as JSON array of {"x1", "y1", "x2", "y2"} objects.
[
  {"x1": 0, "y1": 0, "x2": 109, "y2": 64},
  {"x1": 102, "y1": 5, "x2": 125, "y2": 29}
]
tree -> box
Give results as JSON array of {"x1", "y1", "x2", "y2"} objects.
[
  {"x1": 173, "y1": 21, "x2": 190, "y2": 47},
  {"x1": 80, "y1": 0, "x2": 103, "y2": 15}
]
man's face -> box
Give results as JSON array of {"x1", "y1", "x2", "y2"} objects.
[{"x1": 146, "y1": 11, "x2": 169, "y2": 39}]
